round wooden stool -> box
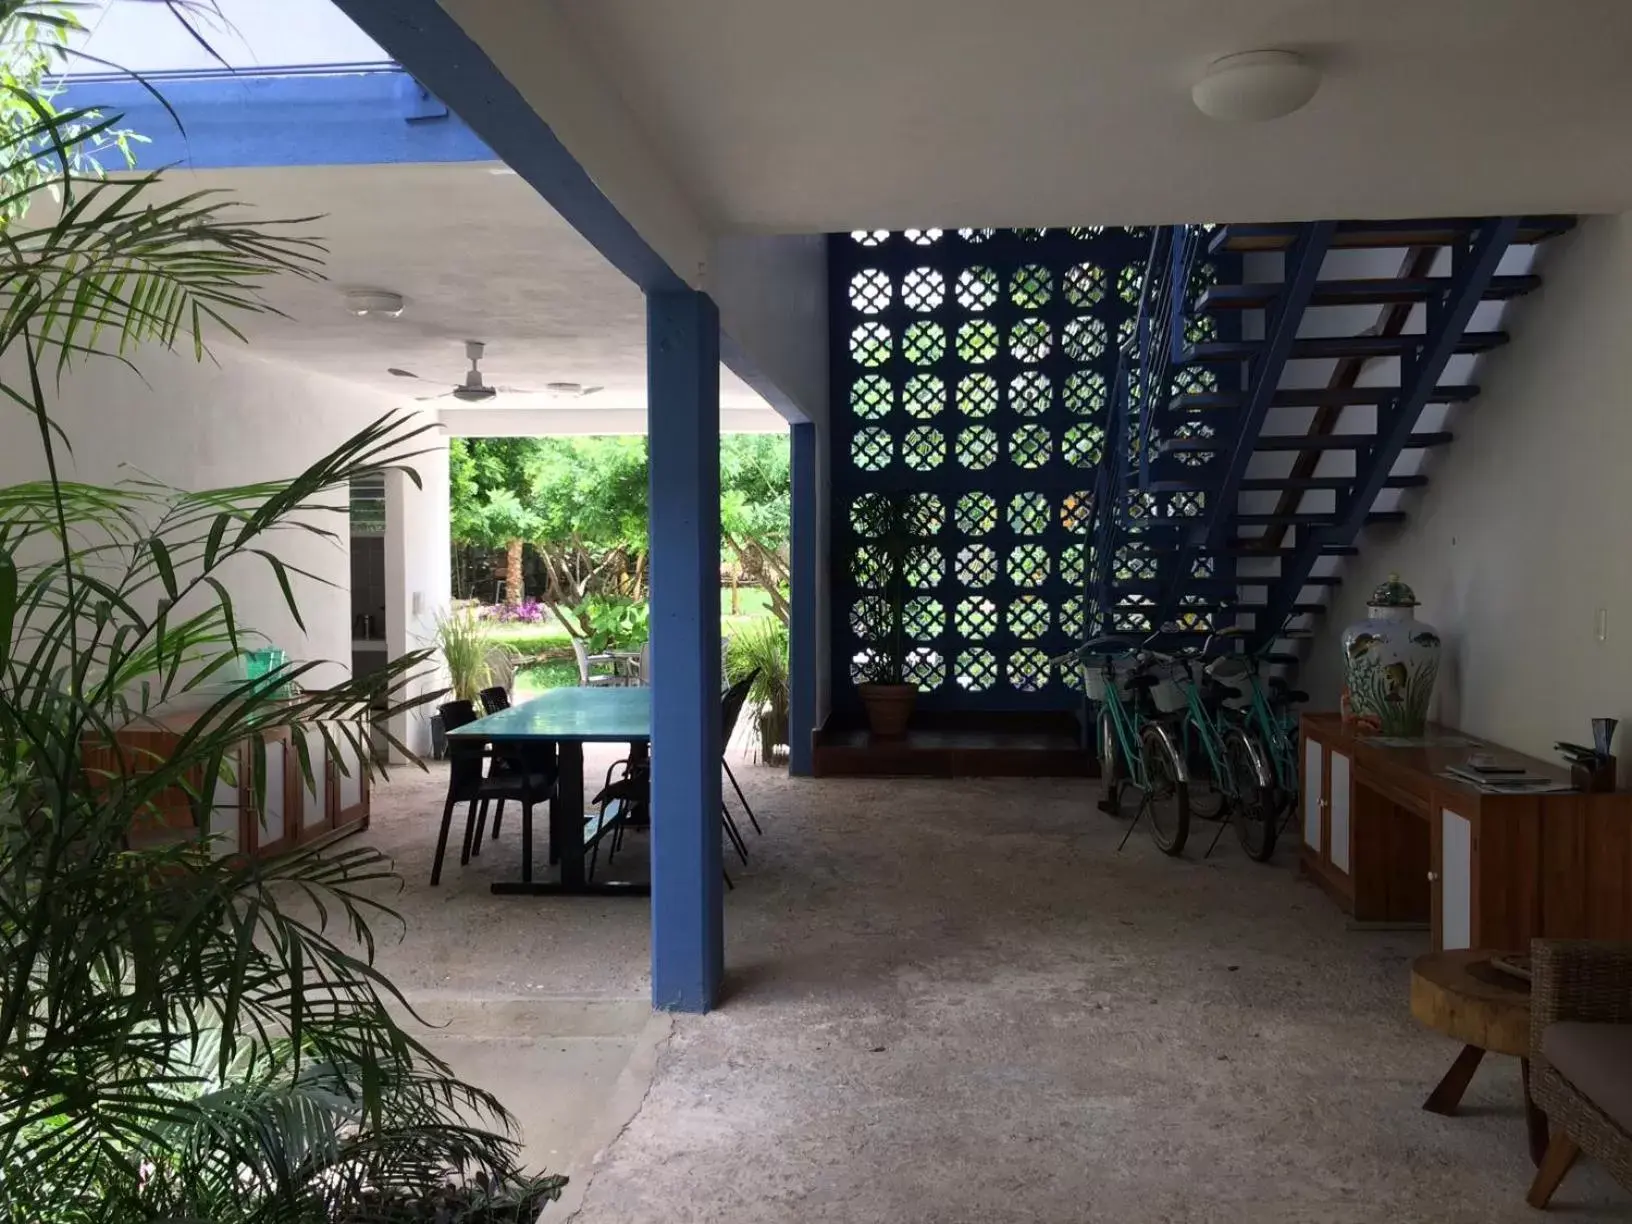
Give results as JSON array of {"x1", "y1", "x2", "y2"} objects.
[{"x1": 1410, "y1": 949, "x2": 1547, "y2": 1165}]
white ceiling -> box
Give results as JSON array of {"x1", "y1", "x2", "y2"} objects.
[
  {"x1": 152, "y1": 163, "x2": 778, "y2": 426},
  {"x1": 549, "y1": 0, "x2": 1632, "y2": 232}
]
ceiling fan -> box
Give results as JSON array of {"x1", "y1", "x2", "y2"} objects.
[{"x1": 387, "y1": 340, "x2": 603, "y2": 403}]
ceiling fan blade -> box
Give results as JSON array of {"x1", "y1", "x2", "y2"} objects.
[
  {"x1": 415, "y1": 389, "x2": 456, "y2": 401},
  {"x1": 388, "y1": 367, "x2": 427, "y2": 381}
]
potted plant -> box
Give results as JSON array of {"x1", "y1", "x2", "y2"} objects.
[
  {"x1": 852, "y1": 491, "x2": 921, "y2": 738},
  {"x1": 435, "y1": 602, "x2": 495, "y2": 703},
  {"x1": 727, "y1": 619, "x2": 790, "y2": 763}
]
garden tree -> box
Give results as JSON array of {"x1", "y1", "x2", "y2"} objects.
[
  {"x1": 525, "y1": 435, "x2": 648, "y2": 635},
  {"x1": 720, "y1": 433, "x2": 792, "y2": 624},
  {"x1": 448, "y1": 435, "x2": 541, "y2": 606}
]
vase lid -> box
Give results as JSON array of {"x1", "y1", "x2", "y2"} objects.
[{"x1": 1368, "y1": 573, "x2": 1419, "y2": 608}]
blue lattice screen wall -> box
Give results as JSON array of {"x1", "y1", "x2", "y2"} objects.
[{"x1": 830, "y1": 226, "x2": 1157, "y2": 713}]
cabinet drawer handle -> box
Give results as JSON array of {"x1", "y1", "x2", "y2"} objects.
[{"x1": 1426, "y1": 871, "x2": 1439, "y2": 882}]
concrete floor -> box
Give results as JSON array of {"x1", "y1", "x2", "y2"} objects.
[{"x1": 364, "y1": 752, "x2": 1628, "y2": 1224}]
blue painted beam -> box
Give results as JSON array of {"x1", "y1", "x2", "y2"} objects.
[
  {"x1": 788, "y1": 422, "x2": 816, "y2": 776},
  {"x1": 1255, "y1": 217, "x2": 1520, "y2": 648},
  {"x1": 61, "y1": 70, "x2": 494, "y2": 168},
  {"x1": 647, "y1": 289, "x2": 724, "y2": 1012},
  {"x1": 328, "y1": 0, "x2": 685, "y2": 293}
]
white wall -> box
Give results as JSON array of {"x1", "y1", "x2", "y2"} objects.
[
  {"x1": 1302, "y1": 213, "x2": 1632, "y2": 762},
  {"x1": 386, "y1": 439, "x2": 451, "y2": 757},
  {"x1": 0, "y1": 345, "x2": 405, "y2": 692}
]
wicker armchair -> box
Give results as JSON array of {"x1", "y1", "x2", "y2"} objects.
[{"x1": 1527, "y1": 939, "x2": 1632, "y2": 1208}]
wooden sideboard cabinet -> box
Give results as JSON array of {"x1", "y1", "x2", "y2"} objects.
[
  {"x1": 87, "y1": 716, "x2": 371, "y2": 859},
  {"x1": 1299, "y1": 713, "x2": 1632, "y2": 950}
]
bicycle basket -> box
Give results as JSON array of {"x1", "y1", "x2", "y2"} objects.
[
  {"x1": 1082, "y1": 657, "x2": 1133, "y2": 703},
  {"x1": 1149, "y1": 663, "x2": 1189, "y2": 714}
]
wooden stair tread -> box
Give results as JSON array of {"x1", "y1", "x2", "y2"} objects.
[
  {"x1": 1145, "y1": 475, "x2": 1427, "y2": 492},
  {"x1": 1186, "y1": 332, "x2": 1507, "y2": 364},
  {"x1": 1209, "y1": 217, "x2": 1574, "y2": 254},
  {"x1": 1159, "y1": 431, "x2": 1453, "y2": 453},
  {"x1": 1169, "y1": 385, "x2": 1477, "y2": 412},
  {"x1": 1198, "y1": 275, "x2": 1540, "y2": 311}
]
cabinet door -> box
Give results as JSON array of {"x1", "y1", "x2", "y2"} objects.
[
  {"x1": 1440, "y1": 808, "x2": 1473, "y2": 950},
  {"x1": 1302, "y1": 737, "x2": 1325, "y2": 849},
  {"x1": 208, "y1": 756, "x2": 242, "y2": 857},
  {"x1": 298, "y1": 729, "x2": 331, "y2": 834},
  {"x1": 1329, "y1": 751, "x2": 1352, "y2": 874},
  {"x1": 247, "y1": 738, "x2": 287, "y2": 853}
]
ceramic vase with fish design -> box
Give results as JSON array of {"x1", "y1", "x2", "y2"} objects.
[{"x1": 1341, "y1": 574, "x2": 1440, "y2": 737}]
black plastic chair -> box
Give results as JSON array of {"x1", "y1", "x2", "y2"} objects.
[
  {"x1": 479, "y1": 686, "x2": 511, "y2": 715},
  {"x1": 720, "y1": 671, "x2": 762, "y2": 836},
  {"x1": 430, "y1": 700, "x2": 557, "y2": 885}
]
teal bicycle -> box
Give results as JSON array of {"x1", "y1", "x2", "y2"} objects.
[
  {"x1": 1069, "y1": 635, "x2": 1192, "y2": 856},
  {"x1": 1156, "y1": 637, "x2": 1280, "y2": 861},
  {"x1": 1206, "y1": 627, "x2": 1305, "y2": 826}
]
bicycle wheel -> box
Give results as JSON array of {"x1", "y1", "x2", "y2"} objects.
[
  {"x1": 1138, "y1": 723, "x2": 1190, "y2": 856},
  {"x1": 1097, "y1": 708, "x2": 1136, "y2": 818},
  {"x1": 1185, "y1": 719, "x2": 1227, "y2": 821},
  {"x1": 1224, "y1": 725, "x2": 1277, "y2": 862}
]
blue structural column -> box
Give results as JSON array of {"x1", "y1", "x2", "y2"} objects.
[
  {"x1": 787, "y1": 423, "x2": 818, "y2": 776},
  {"x1": 647, "y1": 290, "x2": 724, "y2": 1012}
]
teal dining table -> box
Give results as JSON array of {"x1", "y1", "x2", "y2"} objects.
[{"x1": 446, "y1": 686, "x2": 650, "y2": 896}]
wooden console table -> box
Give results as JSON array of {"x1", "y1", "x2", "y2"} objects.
[{"x1": 1299, "y1": 714, "x2": 1632, "y2": 949}]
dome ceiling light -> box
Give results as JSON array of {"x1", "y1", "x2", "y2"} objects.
[
  {"x1": 343, "y1": 290, "x2": 405, "y2": 317},
  {"x1": 1192, "y1": 50, "x2": 1321, "y2": 123}
]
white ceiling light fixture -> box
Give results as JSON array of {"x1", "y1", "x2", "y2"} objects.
[
  {"x1": 1192, "y1": 50, "x2": 1321, "y2": 123},
  {"x1": 545, "y1": 381, "x2": 604, "y2": 399},
  {"x1": 343, "y1": 289, "x2": 405, "y2": 317}
]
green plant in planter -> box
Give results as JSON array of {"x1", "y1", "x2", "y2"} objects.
[
  {"x1": 0, "y1": 21, "x2": 564, "y2": 1217},
  {"x1": 726, "y1": 618, "x2": 789, "y2": 762},
  {"x1": 849, "y1": 491, "x2": 933, "y2": 736},
  {"x1": 435, "y1": 602, "x2": 496, "y2": 703}
]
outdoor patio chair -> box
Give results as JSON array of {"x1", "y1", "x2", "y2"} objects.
[
  {"x1": 572, "y1": 638, "x2": 622, "y2": 687},
  {"x1": 479, "y1": 686, "x2": 510, "y2": 715},
  {"x1": 429, "y1": 700, "x2": 557, "y2": 886},
  {"x1": 721, "y1": 670, "x2": 763, "y2": 836},
  {"x1": 588, "y1": 755, "x2": 735, "y2": 891}
]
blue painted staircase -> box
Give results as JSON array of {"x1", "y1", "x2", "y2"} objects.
[{"x1": 1088, "y1": 215, "x2": 1575, "y2": 672}]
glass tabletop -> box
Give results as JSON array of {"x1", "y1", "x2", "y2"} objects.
[{"x1": 447, "y1": 686, "x2": 651, "y2": 743}]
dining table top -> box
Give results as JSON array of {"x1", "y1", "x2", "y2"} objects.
[{"x1": 447, "y1": 686, "x2": 651, "y2": 743}]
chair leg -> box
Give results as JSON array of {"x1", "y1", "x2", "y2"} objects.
[
  {"x1": 460, "y1": 800, "x2": 484, "y2": 865},
  {"x1": 471, "y1": 799, "x2": 488, "y2": 857},
  {"x1": 721, "y1": 804, "x2": 749, "y2": 865},
  {"x1": 521, "y1": 800, "x2": 534, "y2": 885},
  {"x1": 722, "y1": 759, "x2": 762, "y2": 835},
  {"x1": 431, "y1": 795, "x2": 458, "y2": 886},
  {"x1": 586, "y1": 813, "x2": 602, "y2": 882},
  {"x1": 491, "y1": 798, "x2": 504, "y2": 840},
  {"x1": 1527, "y1": 1133, "x2": 1580, "y2": 1209}
]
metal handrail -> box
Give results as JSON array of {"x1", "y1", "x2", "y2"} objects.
[{"x1": 1085, "y1": 225, "x2": 1204, "y2": 640}]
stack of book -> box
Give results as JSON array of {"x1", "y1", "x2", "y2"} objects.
[{"x1": 1442, "y1": 762, "x2": 1575, "y2": 795}]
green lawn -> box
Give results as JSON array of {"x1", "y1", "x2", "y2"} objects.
[{"x1": 499, "y1": 590, "x2": 778, "y2": 697}]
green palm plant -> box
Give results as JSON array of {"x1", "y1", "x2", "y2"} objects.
[{"x1": 0, "y1": 6, "x2": 562, "y2": 1219}]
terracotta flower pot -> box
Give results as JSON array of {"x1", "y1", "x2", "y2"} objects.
[{"x1": 858, "y1": 682, "x2": 916, "y2": 739}]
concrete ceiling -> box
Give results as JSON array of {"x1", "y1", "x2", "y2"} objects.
[
  {"x1": 541, "y1": 0, "x2": 1632, "y2": 232},
  {"x1": 155, "y1": 163, "x2": 779, "y2": 429}
]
